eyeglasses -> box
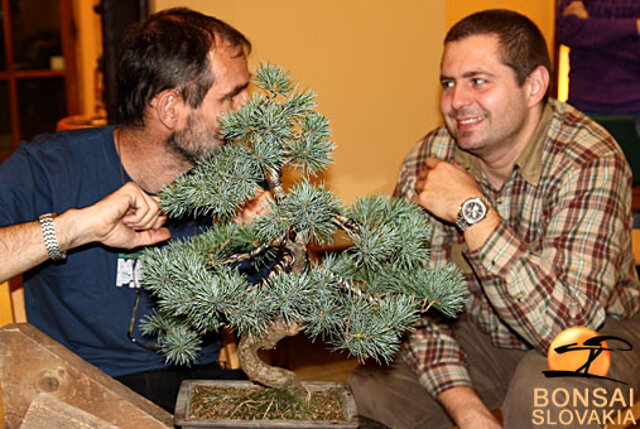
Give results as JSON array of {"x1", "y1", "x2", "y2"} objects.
[
  {"x1": 126, "y1": 219, "x2": 203, "y2": 353},
  {"x1": 128, "y1": 287, "x2": 162, "y2": 352}
]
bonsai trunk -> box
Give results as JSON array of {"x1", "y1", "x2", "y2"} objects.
[{"x1": 237, "y1": 318, "x2": 304, "y2": 393}]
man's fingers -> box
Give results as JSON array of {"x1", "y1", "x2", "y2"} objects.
[
  {"x1": 234, "y1": 189, "x2": 274, "y2": 224},
  {"x1": 152, "y1": 213, "x2": 168, "y2": 230},
  {"x1": 130, "y1": 227, "x2": 171, "y2": 248},
  {"x1": 120, "y1": 187, "x2": 164, "y2": 230},
  {"x1": 425, "y1": 157, "x2": 442, "y2": 169},
  {"x1": 125, "y1": 210, "x2": 163, "y2": 231}
]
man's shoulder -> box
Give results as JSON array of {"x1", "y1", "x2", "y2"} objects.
[
  {"x1": 546, "y1": 100, "x2": 625, "y2": 163},
  {"x1": 0, "y1": 126, "x2": 119, "y2": 205},
  {"x1": 5, "y1": 126, "x2": 117, "y2": 179},
  {"x1": 20, "y1": 126, "x2": 115, "y2": 157}
]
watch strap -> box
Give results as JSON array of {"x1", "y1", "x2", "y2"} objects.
[
  {"x1": 39, "y1": 213, "x2": 67, "y2": 261},
  {"x1": 456, "y1": 212, "x2": 470, "y2": 232}
]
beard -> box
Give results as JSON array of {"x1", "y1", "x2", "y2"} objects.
[{"x1": 163, "y1": 112, "x2": 224, "y2": 163}]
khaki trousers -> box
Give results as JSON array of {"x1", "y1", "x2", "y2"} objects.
[{"x1": 348, "y1": 316, "x2": 640, "y2": 429}]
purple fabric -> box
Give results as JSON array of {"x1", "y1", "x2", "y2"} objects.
[{"x1": 557, "y1": 0, "x2": 640, "y2": 113}]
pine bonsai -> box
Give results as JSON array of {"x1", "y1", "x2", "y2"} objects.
[{"x1": 140, "y1": 64, "x2": 467, "y2": 395}]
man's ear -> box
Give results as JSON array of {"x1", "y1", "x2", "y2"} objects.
[
  {"x1": 150, "y1": 89, "x2": 182, "y2": 129},
  {"x1": 526, "y1": 65, "x2": 550, "y2": 107}
]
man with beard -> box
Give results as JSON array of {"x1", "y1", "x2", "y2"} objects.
[
  {"x1": 349, "y1": 9, "x2": 640, "y2": 429},
  {"x1": 0, "y1": 8, "x2": 266, "y2": 412}
]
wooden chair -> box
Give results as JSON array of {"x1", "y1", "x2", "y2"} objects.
[
  {"x1": 0, "y1": 279, "x2": 25, "y2": 327},
  {"x1": 632, "y1": 229, "x2": 640, "y2": 266},
  {"x1": 0, "y1": 282, "x2": 14, "y2": 328},
  {"x1": 218, "y1": 328, "x2": 240, "y2": 370},
  {"x1": 0, "y1": 281, "x2": 18, "y2": 428},
  {"x1": 592, "y1": 115, "x2": 640, "y2": 186}
]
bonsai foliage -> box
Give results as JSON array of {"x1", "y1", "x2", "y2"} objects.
[{"x1": 140, "y1": 64, "x2": 467, "y2": 391}]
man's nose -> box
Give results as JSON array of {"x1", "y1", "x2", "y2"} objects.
[
  {"x1": 232, "y1": 90, "x2": 249, "y2": 111},
  {"x1": 450, "y1": 84, "x2": 471, "y2": 110}
]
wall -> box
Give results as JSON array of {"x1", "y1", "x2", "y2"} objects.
[
  {"x1": 0, "y1": 1, "x2": 559, "y2": 324},
  {"x1": 446, "y1": 1, "x2": 556, "y2": 55},
  {"x1": 154, "y1": 0, "x2": 445, "y2": 202},
  {"x1": 73, "y1": 0, "x2": 103, "y2": 116},
  {"x1": 152, "y1": 1, "x2": 557, "y2": 202}
]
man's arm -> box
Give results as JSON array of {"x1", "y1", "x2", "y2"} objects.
[
  {"x1": 438, "y1": 387, "x2": 501, "y2": 429},
  {"x1": 412, "y1": 154, "x2": 632, "y2": 353},
  {"x1": 402, "y1": 319, "x2": 500, "y2": 428},
  {"x1": 557, "y1": 0, "x2": 639, "y2": 49},
  {"x1": 411, "y1": 158, "x2": 501, "y2": 253},
  {"x1": 390, "y1": 139, "x2": 500, "y2": 428},
  {"x1": 0, "y1": 182, "x2": 170, "y2": 283},
  {"x1": 407, "y1": 158, "x2": 504, "y2": 428}
]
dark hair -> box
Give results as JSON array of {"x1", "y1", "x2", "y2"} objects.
[
  {"x1": 445, "y1": 9, "x2": 551, "y2": 100},
  {"x1": 116, "y1": 8, "x2": 251, "y2": 125}
]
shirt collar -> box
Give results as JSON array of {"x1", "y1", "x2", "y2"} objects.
[{"x1": 454, "y1": 103, "x2": 553, "y2": 186}]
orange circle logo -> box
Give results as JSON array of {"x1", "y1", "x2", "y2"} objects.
[{"x1": 547, "y1": 327, "x2": 610, "y2": 377}]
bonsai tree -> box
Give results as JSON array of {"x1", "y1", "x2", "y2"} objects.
[{"x1": 140, "y1": 64, "x2": 467, "y2": 395}]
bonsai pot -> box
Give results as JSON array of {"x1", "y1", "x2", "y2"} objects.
[{"x1": 174, "y1": 379, "x2": 359, "y2": 429}]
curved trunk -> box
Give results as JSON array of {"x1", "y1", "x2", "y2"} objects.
[{"x1": 237, "y1": 319, "x2": 303, "y2": 392}]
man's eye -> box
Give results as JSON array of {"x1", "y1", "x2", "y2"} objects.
[
  {"x1": 472, "y1": 78, "x2": 486, "y2": 85},
  {"x1": 441, "y1": 80, "x2": 454, "y2": 88}
]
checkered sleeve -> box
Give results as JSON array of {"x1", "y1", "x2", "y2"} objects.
[
  {"x1": 464, "y1": 152, "x2": 632, "y2": 354},
  {"x1": 394, "y1": 132, "x2": 472, "y2": 397},
  {"x1": 402, "y1": 320, "x2": 472, "y2": 397}
]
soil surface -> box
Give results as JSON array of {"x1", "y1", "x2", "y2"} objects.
[{"x1": 189, "y1": 385, "x2": 346, "y2": 421}]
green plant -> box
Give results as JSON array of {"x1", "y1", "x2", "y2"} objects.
[{"x1": 140, "y1": 63, "x2": 467, "y2": 393}]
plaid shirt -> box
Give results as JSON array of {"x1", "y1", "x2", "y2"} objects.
[{"x1": 393, "y1": 99, "x2": 640, "y2": 397}]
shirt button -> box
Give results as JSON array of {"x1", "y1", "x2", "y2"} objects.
[
  {"x1": 515, "y1": 292, "x2": 526, "y2": 302},
  {"x1": 496, "y1": 197, "x2": 505, "y2": 205}
]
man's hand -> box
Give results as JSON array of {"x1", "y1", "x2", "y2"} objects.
[
  {"x1": 234, "y1": 188, "x2": 273, "y2": 224},
  {"x1": 562, "y1": 1, "x2": 589, "y2": 19},
  {"x1": 411, "y1": 158, "x2": 483, "y2": 223},
  {"x1": 438, "y1": 386, "x2": 502, "y2": 429},
  {"x1": 69, "y1": 182, "x2": 170, "y2": 249},
  {"x1": 0, "y1": 182, "x2": 170, "y2": 283}
]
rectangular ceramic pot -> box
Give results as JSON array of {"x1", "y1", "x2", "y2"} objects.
[{"x1": 174, "y1": 379, "x2": 359, "y2": 429}]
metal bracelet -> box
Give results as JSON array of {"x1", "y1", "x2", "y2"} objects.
[{"x1": 38, "y1": 213, "x2": 67, "y2": 261}]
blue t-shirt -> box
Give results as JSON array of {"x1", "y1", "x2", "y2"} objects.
[{"x1": 0, "y1": 126, "x2": 219, "y2": 377}]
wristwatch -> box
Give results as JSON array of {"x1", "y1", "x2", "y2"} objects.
[{"x1": 456, "y1": 197, "x2": 490, "y2": 232}]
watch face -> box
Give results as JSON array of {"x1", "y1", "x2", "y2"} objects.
[{"x1": 462, "y1": 198, "x2": 487, "y2": 223}]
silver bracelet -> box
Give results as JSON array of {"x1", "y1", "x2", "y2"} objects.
[{"x1": 38, "y1": 213, "x2": 67, "y2": 261}]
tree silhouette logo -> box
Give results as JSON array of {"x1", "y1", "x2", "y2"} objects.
[{"x1": 542, "y1": 327, "x2": 632, "y2": 384}]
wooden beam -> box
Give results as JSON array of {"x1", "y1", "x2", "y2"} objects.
[
  {"x1": 0, "y1": 323, "x2": 172, "y2": 428},
  {"x1": 21, "y1": 393, "x2": 117, "y2": 429}
]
